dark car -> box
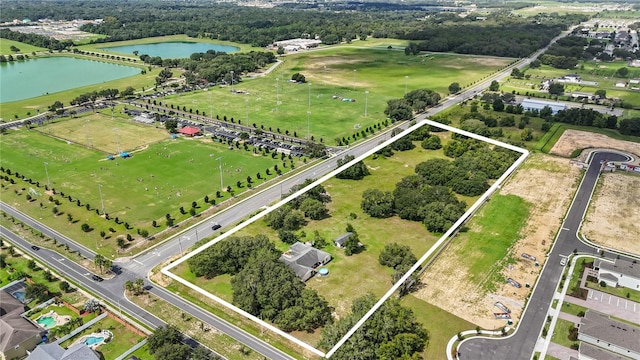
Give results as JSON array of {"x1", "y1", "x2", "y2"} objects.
[
  {"x1": 211, "y1": 223, "x2": 222, "y2": 231},
  {"x1": 31, "y1": 245, "x2": 40, "y2": 251},
  {"x1": 92, "y1": 275, "x2": 104, "y2": 282}
]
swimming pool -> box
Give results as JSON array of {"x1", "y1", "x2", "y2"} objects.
[
  {"x1": 36, "y1": 316, "x2": 56, "y2": 329},
  {"x1": 84, "y1": 336, "x2": 105, "y2": 346},
  {"x1": 11, "y1": 291, "x2": 25, "y2": 302}
]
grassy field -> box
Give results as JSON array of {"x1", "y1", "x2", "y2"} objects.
[
  {"x1": 558, "y1": 302, "x2": 588, "y2": 317},
  {"x1": 144, "y1": 48, "x2": 512, "y2": 144},
  {"x1": 0, "y1": 39, "x2": 46, "y2": 55},
  {"x1": 447, "y1": 194, "x2": 530, "y2": 293},
  {"x1": 37, "y1": 108, "x2": 170, "y2": 153},
  {"x1": 0, "y1": 125, "x2": 302, "y2": 255},
  {"x1": 59, "y1": 316, "x2": 145, "y2": 360},
  {"x1": 401, "y1": 295, "x2": 476, "y2": 360},
  {"x1": 550, "y1": 319, "x2": 578, "y2": 349},
  {"x1": 533, "y1": 122, "x2": 640, "y2": 154}
]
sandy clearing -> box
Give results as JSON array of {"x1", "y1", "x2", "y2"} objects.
[
  {"x1": 582, "y1": 172, "x2": 640, "y2": 255},
  {"x1": 550, "y1": 129, "x2": 640, "y2": 160},
  {"x1": 415, "y1": 154, "x2": 581, "y2": 328}
]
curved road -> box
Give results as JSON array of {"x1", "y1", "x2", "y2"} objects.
[{"x1": 457, "y1": 150, "x2": 636, "y2": 360}]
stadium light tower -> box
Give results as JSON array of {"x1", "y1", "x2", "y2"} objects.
[
  {"x1": 43, "y1": 162, "x2": 50, "y2": 188},
  {"x1": 353, "y1": 69, "x2": 357, "y2": 90},
  {"x1": 113, "y1": 128, "x2": 120, "y2": 153},
  {"x1": 98, "y1": 183, "x2": 105, "y2": 213},
  {"x1": 215, "y1": 157, "x2": 223, "y2": 190},
  {"x1": 230, "y1": 70, "x2": 234, "y2": 93},
  {"x1": 405, "y1": 75, "x2": 409, "y2": 95},
  {"x1": 365, "y1": 90, "x2": 369, "y2": 117}
]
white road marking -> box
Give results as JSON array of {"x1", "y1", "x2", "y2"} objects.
[{"x1": 561, "y1": 227, "x2": 570, "y2": 231}]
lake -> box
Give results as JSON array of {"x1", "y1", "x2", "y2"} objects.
[
  {"x1": 102, "y1": 41, "x2": 239, "y2": 59},
  {"x1": 0, "y1": 57, "x2": 141, "y2": 103}
]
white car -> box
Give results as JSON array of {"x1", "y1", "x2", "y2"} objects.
[{"x1": 560, "y1": 257, "x2": 567, "y2": 266}]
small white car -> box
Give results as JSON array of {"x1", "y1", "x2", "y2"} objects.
[{"x1": 560, "y1": 257, "x2": 567, "y2": 266}]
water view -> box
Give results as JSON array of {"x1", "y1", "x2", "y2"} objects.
[
  {"x1": 103, "y1": 41, "x2": 239, "y2": 59},
  {"x1": 0, "y1": 57, "x2": 141, "y2": 103}
]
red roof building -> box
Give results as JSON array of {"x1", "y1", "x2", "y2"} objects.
[{"x1": 178, "y1": 127, "x2": 202, "y2": 136}]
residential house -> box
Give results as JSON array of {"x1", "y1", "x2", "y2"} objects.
[
  {"x1": 0, "y1": 290, "x2": 45, "y2": 360},
  {"x1": 333, "y1": 232, "x2": 353, "y2": 248},
  {"x1": 595, "y1": 258, "x2": 640, "y2": 290},
  {"x1": 27, "y1": 342, "x2": 100, "y2": 360},
  {"x1": 280, "y1": 242, "x2": 331, "y2": 282},
  {"x1": 521, "y1": 99, "x2": 567, "y2": 115},
  {"x1": 578, "y1": 310, "x2": 640, "y2": 359},
  {"x1": 579, "y1": 342, "x2": 633, "y2": 360}
]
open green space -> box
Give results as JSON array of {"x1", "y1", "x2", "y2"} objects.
[
  {"x1": 0, "y1": 39, "x2": 46, "y2": 55},
  {"x1": 37, "y1": 108, "x2": 170, "y2": 154},
  {"x1": 126, "y1": 48, "x2": 511, "y2": 144},
  {"x1": 129, "y1": 345, "x2": 155, "y2": 360},
  {"x1": 0, "y1": 126, "x2": 301, "y2": 255},
  {"x1": 559, "y1": 302, "x2": 588, "y2": 317},
  {"x1": 59, "y1": 316, "x2": 144, "y2": 360},
  {"x1": 27, "y1": 303, "x2": 80, "y2": 322},
  {"x1": 445, "y1": 194, "x2": 530, "y2": 293},
  {"x1": 550, "y1": 319, "x2": 578, "y2": 349},
  {"x1": 401, "y1": 294, "x2": 476, "y2": 360}
]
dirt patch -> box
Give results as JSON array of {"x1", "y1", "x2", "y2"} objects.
[
  {"x1": 582, "y1": 172, "x2": 640, "y2": 255},
  {"x1": 415, "y1": 154, "x2": 581, "y2": 328},
  {"x1": 550, "y1": 129, "x2": 640, "y2": 159}
]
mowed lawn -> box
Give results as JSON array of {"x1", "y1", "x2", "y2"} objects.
[
  {"x1": 160, "y1": 48, "x2": 513, "y2": 144},
  {"x1": 59, "y1": 316, "x2": 144, "y2": 360},
  {"x1": 0, "y1": 39, "x2": 47, "y2": 55},
  {"x1": 37, "y1": 110, "x2": 169, "y2": 153},
  {"x1": 0, "y1": 128, "x2": 296, "y2": 228}
]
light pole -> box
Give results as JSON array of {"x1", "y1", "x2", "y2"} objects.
[
  {"x1": 43, "y1": 162, "x2": 50, "y2": 188},
  {"x1": 353, "y1": 69, "x2": 357, "y2": 90},
  {"x1": 230, "y1": 71, "x2": 234, "y2": 93},
  {"x1": 245, "y1": 98, "x2": 249, "y2": 124},
  {"x1": 113, "y1": 128, "x2": 120, "y2": 153},
  {"x1": 179, "y1": 235, "x2": 189, "y2": 256},
  {"x1": 216, "y1": 157, "x2": 223, "y2": 190},
  {"x1": 365, "y1": 90, "x2": 369, "y2": 117},
  {"x1": 209, "y1": 90, "x2": 213, "y2": 119},
  {"x1": 405, "y1": 76, "x2": 409, "y2": 95},
  {"x1": 307, "y1": 110, "x2": 311, "y2": 140},
  {"x1": 308, "y1": 82, "x2": 312, "y2": 108},
  {"x1": 324, "y1": 65, "x2": 327, "y2": 82},
  {"x1": 98, "y1": 183, "x2": 105, "y2": 213},
  {"x1": 276, "y1": 77, "x2": 280, "y2": 111}
]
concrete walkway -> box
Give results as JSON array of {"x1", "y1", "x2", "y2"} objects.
[
  {"x1": 557, "y1": 312, "x2": 581, "y2": 325},
  {"x1": 546, "y1": 342, "x2": 578, "y2": 360}
]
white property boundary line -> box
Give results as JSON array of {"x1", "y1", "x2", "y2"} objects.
[{"x1": 161, "y1": 118, "x2": 529, "y2": 358}]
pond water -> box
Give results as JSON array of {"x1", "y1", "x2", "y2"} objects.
[
  {"x1": 103, "y1": 41, "x2": 239, "y2": 59},
  {"x1": 0, "y1": 57, "x2": 141, "y2": 103}
]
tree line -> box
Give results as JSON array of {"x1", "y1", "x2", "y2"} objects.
[{"x1": 0, "y1": 28, "x2": 72, "y2": 51}]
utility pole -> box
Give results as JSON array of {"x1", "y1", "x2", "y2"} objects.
[
  {"x1": 43, "y1": 162, "x2": 51, "y2": 188},
  {"x1": 216, "y1": 157, "x2": 223, "y2": 190},
  {"x1": 98, "y1": 183, "x2": 105, "y2": 213},
  {"x1": 365, "y1": 90, "x2": 369, "y2": 117}
]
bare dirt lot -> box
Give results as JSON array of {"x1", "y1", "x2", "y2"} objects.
[
  {"x1": 415, "y1": 154, "x2": 582, "y2": 328},
  {"x1": 550, "y1": 129, "x2": 640, "y2": 160},
  {"x1": 582, "y1": 172, "x2": 640, "y2": 255}
]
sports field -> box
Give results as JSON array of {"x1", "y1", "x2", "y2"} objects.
[
  {"x1": 0, "y1": 128, "x2": 299, "y2": 229},
  {"x1": 156, "y1": 48, "x2": 513, "y2": 144},
  {"x1": 38, "y1": 109, "x2": 169, "y2": 153}
]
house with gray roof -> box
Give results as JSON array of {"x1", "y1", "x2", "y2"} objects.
[
  {"x1": 595, "y1": 258, "x2": 640, "y2": 290},
  {"x1": 578, "y1": 310, "x2": 640, "y2": 360},
  {"x1": 280, "y1": 242, "x2": 331, "y2": 282},
  {"x1": 521, "y1": 99, "x2": 567, "y2": 115},
  {"x1": 580, "y1": 342, "x2": 633, "y2": 360},
  {"x1": 0, "y1": 290, "x2": 45, "y2": 360},
  {"x1": 27, "y1": 342, "x2": 100, "y2": 360},
  {"x1": 333, "y1": 232, "x2": 353, "y2": 248}
]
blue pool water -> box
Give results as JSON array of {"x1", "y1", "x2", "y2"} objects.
[
  {"x1": 36, "y1": 316, "x2": 56, "y2": 329},
  {"x1": 84, "y1": 336, "x2": 104, "y2": 346},
  {"x1": 11, "y1": 291, "x2": 25, "y2": 302}
]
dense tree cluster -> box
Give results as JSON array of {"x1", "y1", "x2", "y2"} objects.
[
  {"x1": 619, "y1": 118, "x2": 640, "y2": 136},
  {"x1": 177, "y1": 51, "x2": 276, "y2": 84},
  {"x1": 188, "y1": 235, "x2": 276, "y2": 278},
  {"x1": 231, "y1": 249, "x2": 333, "y2": 332},
  {"x1": 0, "y1": 28, "x2": 72, "y2": 50},
  {"x1": 188, "y1": 236, "x2": 333, "y2": 332},
  {"x1": 379, "y1": 243, "x2": 417, "y2": 275},
  {"x1": 318, "y1": 293, "x2": 427, "y2": 359},
  {"x1": 553, "y1": 108, "x2": 618, "y2": 129},
  {"x1": 384, "y1": 89, "x2": 441, "y2": 122},
  {"x1": 335, "y1": 155, "x2": 370, "y2": 180}
]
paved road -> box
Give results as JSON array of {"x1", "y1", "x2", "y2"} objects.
[{"x1": 457, "y1": 151, "x2": 634, "y2": 360}]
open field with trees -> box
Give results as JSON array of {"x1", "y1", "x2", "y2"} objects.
[{"x1": 0, "y1": 38, "x2": 46, "y2": 55}]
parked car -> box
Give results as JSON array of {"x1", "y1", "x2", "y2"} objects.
[
  {"x1": 92, "y1": 275, "x2": 104, "y2": 282},
  {"x1": 560, "y1": 257, "x2": 567, "y2": 266},
  {"x1": 211, "y1": 223, "x2": 222, "y2": 231}
]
